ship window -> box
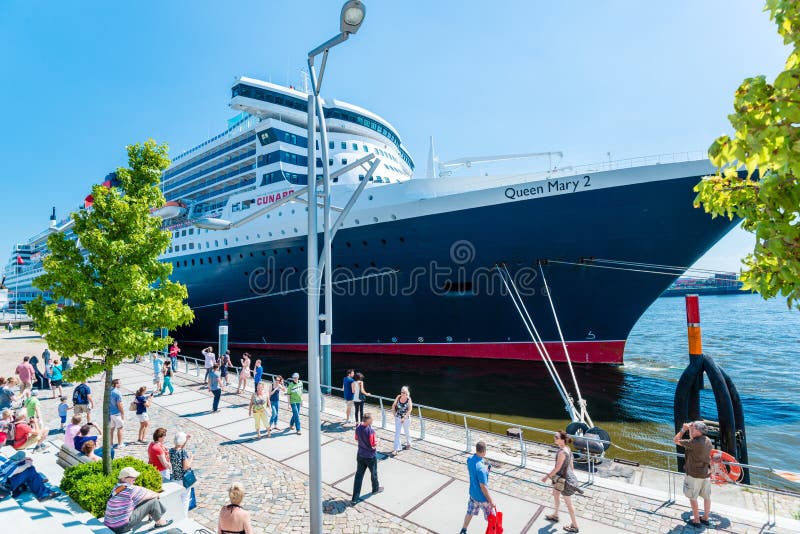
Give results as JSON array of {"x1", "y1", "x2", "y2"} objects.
[
  {"x1": 208, "y1": 257, "x2": 213, "y2": 263},
  {"x1": 173, "y1": 232, "x2": 178, "y2": 238},
  {"x1": 199, "y1": 258, "x2": 204, "y2": 265},
  {"x1": 189, "y1": 243, "x2": 194, "y2": 249},
  {"x1": 235, "y1": 237, "x2": 239, "y2": 242},
  {"x1": 328, "y1": 141, "x2": 334, "y2": 149},
  {"x1": 183, "y1": 260, "x2": 187, "y2": 267},
  {"x1": 328, "y1": 158, "x2": 333, "y2": 166},
  {"x1": 226, "y1": 255, "x2": 231, "y2": 262},
  {"x1": 333, "y1": 177, "x2": 339, "y2": 183},
  {"x1": 352, "y1": 143, "x2": 358, "y2": 150},
  {"x1": 214, "y1": 240, "x2": 219, "y2": 247},
  {"x1": 224, "y1": 239, "x2": 228, "y2": 245},
  {"x1": 358, "y1": 175, "x2": 364, "y2": 181},
  {"x1": 341, "y1": 142, "x2": 346, "y2": 149},
  {"x1": 232, "y1": 203, "x2": 240, "y2": 212},
  {"x1": 189, "y1": 228, "x2": 194, "y2": 235},
  {"x1": 342, "y1": 158, "x2": 348, "y2": 165},
  {"x1": 181, "y1": 244, "x2": 187, "y2": 251},
  {"x1": 217, "y1": 256, "x2": 222, "y2": 263},
  {"x1": 181, "y1": 230, "x2": 186, "y2": 237},
  {"x1": 205, "y1": 242, "x2": 209, "y2": 248},
  {"x1": 174, "y1": 262, "x2": 179, "y2": 268},
  {"x1": 315, "y1": 140, "x2": 319, "y2": 150},
  {"x1": 363, "y1": 145, "x2": 368, "y2": 152},
  {"x1": 191, "y1": 259, "x2": 195, "y2": 266}
]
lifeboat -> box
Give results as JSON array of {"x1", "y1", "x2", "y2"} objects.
[{"x1": 151, "y1": 201, "x2": 188, "y2": 219}]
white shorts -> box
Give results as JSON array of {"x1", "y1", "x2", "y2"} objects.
[
  {"x1": 683, "y1": 475, "x2": 711, "y2": 500},
  {"x1": 109, "y1": 414, "x2": 125, "y2": 429},
  {"x1": 137, "y1": 413, "x2": 149, "y2": 423}
]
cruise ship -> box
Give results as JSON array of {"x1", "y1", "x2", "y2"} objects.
[{"x1": 2, "y1": 76, "x2": 738, "y2": 364}]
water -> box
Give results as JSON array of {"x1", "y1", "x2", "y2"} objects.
[{"x1": 228, "y1": 293, "x2": 800, "y2": 476}]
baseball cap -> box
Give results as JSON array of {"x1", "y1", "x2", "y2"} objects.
[
  {"x1": 291, "y1": 372, "x2": 300, "y2": 379},
  {"x1": 118, "y1": 466, "x2": 141, "y2": 481}
]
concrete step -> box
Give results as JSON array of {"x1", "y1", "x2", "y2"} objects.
[
  {"x1": 0, "y1": 495, "x2": 39, "y2": 534},
  {"x1": 15, "y1": 491, "x2": 96, "y2": 533}
]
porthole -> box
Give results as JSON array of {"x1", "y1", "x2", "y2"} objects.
[
  {"x1": 217, "y1": 256, "x2": 222, "y2": 263},
  {"x1": 391, "y1": 214, "x2": 397, "y2": 220},
  {"x1": 287, "y1": 248, "x2": 292, "y2": 254},
  {"x1": 235, "y1": 237, "x2": 239, "y2": 242},
  {"x1": 244, "y1": 271, "x2": 249, "y2": 276},
  {"x1": 226, "y1": 255, "x2": 231, "y2": 262},
  {"x1": 183, "y1": 260, "x2": 187, "y2": 267},
  {"x1": 281, "y1": 230, "x2": 286, "y2": 235},
  {"x1": 291, "y1": 209, "x2": 295, "y2": 214},
  {"x1": 191, "y1": 259, "x2": 195, "y2": 266},
  {"x1": 268, "y1": 232, "x2": 273, "y2": 237},
  {"x1": 249, "y1": 252, "x2": 254, "y2": 257},
  {"x1": 293, "y1": 228, "x2": 298, "y2": 233},
  {"x1": 246, "y1": 235, "x2": 250, "y2": 241},
  {"x1": 208, "y1": 257, "x2": 213, "y2": 263},
  {"x1": 354, "y1": 219, "x2": 360, "y2": 224},
  {"x1": 267, "y1": 214, "x2": 270, "y2": 219},
  {"x1": 273, "y1": 250, "x2": 278, "y2": 255},
  {"x1": 368, "y1": 195, "x2": 373, "y2": 200},
  {"x1": 278, "y1": 212, "x2": 282, "y2": 216},
  {"x1": 299, "y1": 247, "x2": 304, "y2": 252},
  {"x1": 381, "y1": 239, "x2": 387, "y2": 245},
  {"x1": 373, "y1": 217, "x2": 379, "y2": 223},
  {"x1": 257, "y1": 234, "x2": 261, "y2": 239},
  {"x1": 239, "y1": 253, "x2": 244, "y2": 259},
  {"x1": 261, "y1": 251, "x2": 266, "y2": 256},
  {"x1": 199, "y1": 258, "x2": 204, "y2": 265},
  {"x1": 214, "y1": 240, "x2": 219, "y2": 247},
  {"x1": 224, "y1": 239, "x2": 228, "y2": 245}
]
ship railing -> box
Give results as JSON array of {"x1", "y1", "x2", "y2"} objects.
[
  {"x1": 553, "y1": 150, "x2": 709, "y2": 177},
  {"x1": 159, "y1": 354, "x2": 799, "y2": 524}
]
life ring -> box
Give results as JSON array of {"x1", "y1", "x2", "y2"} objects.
[{"x1": 709, "y1": 449, "x2": 743, "y2": 484}]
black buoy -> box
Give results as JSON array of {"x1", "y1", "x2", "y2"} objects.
[{"x1": 673, "y1": 295, "x2": 749, "y2": 484}]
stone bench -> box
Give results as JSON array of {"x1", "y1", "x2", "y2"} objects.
[{"x1": 56, "y1": 443, "x2": 93, "y2": 470}]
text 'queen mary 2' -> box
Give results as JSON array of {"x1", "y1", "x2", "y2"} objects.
[{"x1": 5, "y1": 76, "x2": 738, "y2": 365}]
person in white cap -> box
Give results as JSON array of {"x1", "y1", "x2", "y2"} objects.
[
  {"x1": 286, "y1": 372, "x2": 303, "y2": 435},
  {"x1": 103, "y1": 466, "x2": 172, "y2": 533}
]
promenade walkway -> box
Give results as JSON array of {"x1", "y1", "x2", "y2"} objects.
[{"x1": 29, "y1": 359, "x2": 800, "y2": 533}]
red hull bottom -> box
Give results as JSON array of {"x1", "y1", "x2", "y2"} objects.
[{"x1": 185, "y1": 340, "x2": 626, "y2": 365}]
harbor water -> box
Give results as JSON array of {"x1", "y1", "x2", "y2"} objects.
[{"x1": 229, "y1": 293, "x2": 800, "y2": 475}]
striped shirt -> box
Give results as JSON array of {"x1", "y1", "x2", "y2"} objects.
[{"x1": 103, "y1": 483, "x2": 148, "y2": 529}]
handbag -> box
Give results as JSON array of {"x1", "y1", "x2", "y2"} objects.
[
  {"x1": 550, "y1": 451, "x2": 568, "y2": 492},
  {"x1": 129, "y1": 400, "x2": 137, "y2": 411},
  {"x1": 182, "y1": 468, "x2": 197, "y2": 488},
  {"x1": 188, "y1": 486, "x2": 197, "y2": 510},
  {"x1": 486, "y1": 508, "x2": 503, "y2": 534}
]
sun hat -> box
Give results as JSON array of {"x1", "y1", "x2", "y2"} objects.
[{"x1": 118, "y1": 466, "x2": 141, "y2": 481}]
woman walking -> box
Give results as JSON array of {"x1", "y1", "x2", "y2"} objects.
[
  {"x1": 160, "y1": 361, "x2": 174, "y2": 395},
  {"x1": 541, "y1": 430, "x2": 582, "y2": 533},
  {"x1": 220, "y1": 350, "x2": 232, "y2": 387},
  {"x1": 390, "y1": 386, "x2": 413, "y2": 456},
  {"x1": 249, "y1": 382, "x2": 271, "y2": 439},
  {"x1": 352, "y1": 372, "x2": 370, "y2": 423},
  {"x1": 169, "y1": 432, "x2": 194, "y2": 514},
  {"x1": 269, "y1": 376, "x2": 286, "y2": 430},
  {"x1": 237, "y1": 353, "x2": 251, "y2": 394},
  {"x1": 134, "y1": 386, "x2": 153, "y2": 443}
]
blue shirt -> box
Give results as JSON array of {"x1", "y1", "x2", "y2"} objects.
[
  {"x1": 0, "y1": 387, "x2": 14, "y2": 410},
  {"x1": 208, "y1": 371, "x2": 220, "y2": 391},
  {"x1": 153, "y1": 357, "x2": 164, "y2": 375},
  {"x1": 355, "y1": 424, "x2": 377, "y2": 459},
  {"x1": 343, "y1": 376, "x2": 355, "y2": 401},
  {"x1": 467, "y1": 454, "x2": 489, "y2": 502},
  {"x1": 58, "y1": 403, "x2": 68, "y2": 417},
  {"x1": 50, "y1": 364, "x2": 63, "y2": 381},
  {"x1": 254, "y1": 366, "x2": 263, "y2": 383},
  {"x1": 109, "y1": 389, "x2": 122, "y2": 415}
]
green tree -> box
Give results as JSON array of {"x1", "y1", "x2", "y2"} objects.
[
  {"x1": 27, "y1": 140, "x2": 194, "y2": 474},
  {"x1": 695, "y1": 0, "x2": 800, "y2": 310}
]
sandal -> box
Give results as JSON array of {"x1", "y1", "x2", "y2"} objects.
[
  {"x1": 563, "y1": 526, "x2": 579, "y2": 533},
  {"x1": 545, "y1": 514, "x2": 559, "y2": 522}
]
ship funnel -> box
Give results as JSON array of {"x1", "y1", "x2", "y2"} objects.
[{"x1": 50, "y1": 207, "x2": 57, "y2": 227}]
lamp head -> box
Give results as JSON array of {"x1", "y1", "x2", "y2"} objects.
[{"x1": 340, "y1": 0, "x2": 366, "y2": 35}]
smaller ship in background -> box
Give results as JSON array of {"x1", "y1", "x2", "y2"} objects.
[{"x1": 661, "y1": 272, "x2": 747, "y2": 297}]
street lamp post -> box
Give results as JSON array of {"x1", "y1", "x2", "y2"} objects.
[{"x1": 306, "y1": 2, "x2": 366, "y2": 533}]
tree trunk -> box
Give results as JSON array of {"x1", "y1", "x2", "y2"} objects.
[{"x1": 102, "y1": 350, "x2": 114, "y2": 476}]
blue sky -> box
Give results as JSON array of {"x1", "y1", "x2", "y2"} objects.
[{"x1": 0, "y1": 0, "x2": 789, "y2": 272}]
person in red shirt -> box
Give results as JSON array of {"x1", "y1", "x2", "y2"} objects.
[
  {"x1": 147, "y1": 428, "x2": 171, "y2": 481},
  {"x1": 13, "y1": 415, "x2": 47, "y2": 450},
  {"x1": 15, "y1": 356, "x2": 36, "y2": 394}
]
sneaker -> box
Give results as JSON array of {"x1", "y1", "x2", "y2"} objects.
[{"x1": 699, "y1": 518, "x2": 710, "y2": 526}]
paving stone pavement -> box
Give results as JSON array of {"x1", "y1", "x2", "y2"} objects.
[{"x1": 29, "y1": 360, "x2": 800, "y2": 534}]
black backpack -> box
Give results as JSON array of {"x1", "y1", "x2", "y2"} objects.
[{"x1": 73, "y1": 384, "x2": 88, "y2": 405}]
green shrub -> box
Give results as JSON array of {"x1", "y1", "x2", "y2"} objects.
[{"x1": 59, "y1": 456, "x2": 162, "y2": 517}]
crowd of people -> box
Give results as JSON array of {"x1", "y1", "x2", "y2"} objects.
[{"x1": 0, "y1": 344, "x2": 723, "y2": 533}]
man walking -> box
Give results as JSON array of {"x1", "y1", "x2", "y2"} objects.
[
  {"x1": 15, "y1": 356, "x2": 35, "y2": 394},
  {"x1": 343, "y1": 369, "x2": 355, "y2": 424},
  {"x1": 202, "y1": 346, "x2": 216, "y2": 384},
  {"x1": 72, "y1": 379, "x2": 94, "y2": 423},
  {"x1": 169, "y1": 341, "x2": 180, "y2": 372},
  {"x1": 286, "y1": 373, "x2": 303, "y2": 435},
  {"x1": 207, "y1": 364, "x2": 222, "y2": 412},
  {"x1": 351, "y1": 412, "x2": 383, "y2": 505},
  {"x1": 109, "y1": 378, "x2": 126, "y2": 449},
  {"x1": 460, "y1": 441, "x2": 494, "y2": 534},
  {"x1": 673, "y1": 421, "x2": 713, "y2": 527},
  {"x1": 151, "y1": 352, "x2": 164, "y2": 393}
]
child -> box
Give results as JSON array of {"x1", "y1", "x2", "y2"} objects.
[{"x1": 58, "y1": 395, "x2": 69, "y2": 430}]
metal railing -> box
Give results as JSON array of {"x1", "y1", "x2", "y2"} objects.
[{"x1": 147, "y1": 353, "x2": 799, "y2": 526}]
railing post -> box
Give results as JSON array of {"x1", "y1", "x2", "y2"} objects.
[
  {"x1": 195, "y1": 361, "x2": 199, "y2": 377},
  {"x1": 379, "y1": 397, "x2": 386, "y2": 429},
  {"x1": 519, "y1": 429, "x2": 526, "y2": 468},
  {"x1": 182, "y1": 356, "x2": 188, "y2": 374},
  {"x1": 417, "y1": 405, "x2": 426, "y2": 441},
  {"x1": 666, "y1": 453, "x2": 674, "y2": 503},
  {"x1": 463, "y1": 415, "x2": 471, "y2": 453}
]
